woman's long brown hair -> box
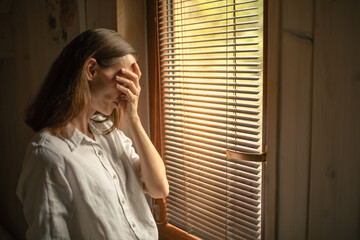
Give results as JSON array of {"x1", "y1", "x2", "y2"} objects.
[{"x1": 25, "y1": 28, "x2": 137, "y2": 137}]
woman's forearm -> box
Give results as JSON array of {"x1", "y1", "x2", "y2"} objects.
[{"x1": 127, "y1": 116, "x2": 169, "y2": 199}]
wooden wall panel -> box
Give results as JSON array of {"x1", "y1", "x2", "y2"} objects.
[
  {"x1": 116, "y1": 0, "x2": 150, "y2": 136},
  {"x1": 86, "y1": 0, "x2": 151, "y2": 137},
  {"x1": 264, "y1": 0, "x2": 280, "y2": 238},
  {"x1": 277, "y1": 0, "x2": 314, "y2": 239},
  {"x1": 308, "y1": 0, "x2": 360, "y2": 239},
  {"x1": 278, "y1": 32, "x2": 313, "y2": 240},
  {"x1": 0, "y1": 1, "x2": 39, "y2": 239},
  {"x1": 86, "y1": 0, "x2": 117, "y2": 30}
]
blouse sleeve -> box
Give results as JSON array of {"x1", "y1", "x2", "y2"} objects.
[{"x1": 16, "y1": 146, "x2": 73, "y2": 240}]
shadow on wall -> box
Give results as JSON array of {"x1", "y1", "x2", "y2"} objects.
[
  {"x1": 0, "y1": 0, "x2": 85, "y2": 239},
  {"x1": 0, "y1": 224, "x2": 14, "y2": 240}
]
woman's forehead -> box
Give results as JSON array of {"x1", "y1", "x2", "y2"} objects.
[{"x1": 118, "y1": 54, "x2": 136, "y2": 68}]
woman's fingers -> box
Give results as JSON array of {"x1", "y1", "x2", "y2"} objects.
[
  {"x1": 115, "y1": 63, "x2": 142, "y2": 105},
  {"x1": 116, "y1": 84, "x2": 136, "y2": 102},
  {"x1": 116, "y1": 76, "x2": 140, "y2": 96},
  {"x1": 120, "y1": 66, "x2": 141, "y2": 89},
  {"x1": 132, "y1": 62, "x2": 142, "y2": 81}
]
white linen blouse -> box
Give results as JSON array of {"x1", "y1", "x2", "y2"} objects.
[{"x1": 16, "y1": 120, "x2": 158, "y2": 240}]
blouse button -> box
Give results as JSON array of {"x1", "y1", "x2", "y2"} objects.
[
  {"x1": 121, "y1": 200, "x2": 125, "y2": 205},
  {"x1": 98, "y1": 150, "x2": 102, "y2": 156},
  {"x1": 132, "y1": 223, "x2": 136, "y2": 228},
  {"x1": 113, "y1": 175, "x2": 117, "y2": 179}
]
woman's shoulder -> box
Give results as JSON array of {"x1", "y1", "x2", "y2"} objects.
[
  {"x1": 30, "y1": 130, "x2": 68, "y2": 149},
  {"x1": 26, "y1": 131, "x2": 69, "y2": 165}
]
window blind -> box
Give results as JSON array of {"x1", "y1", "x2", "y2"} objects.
[{"x1": 158, "y1": 0, "x2": 264, "y2": 239}]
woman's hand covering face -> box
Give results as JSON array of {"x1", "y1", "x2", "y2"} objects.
[{"x1": 115, "y1": 62, "x2": 142, "y2": 120}]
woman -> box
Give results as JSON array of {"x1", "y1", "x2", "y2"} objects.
[{"x1": 16, "y1": 28, "x2": 169, "y2": 240}]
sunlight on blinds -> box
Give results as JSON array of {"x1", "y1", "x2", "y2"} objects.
[{"x1": 158, "y1": 0, "x2": 264, "y2": 239}]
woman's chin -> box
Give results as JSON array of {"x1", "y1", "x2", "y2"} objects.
[
  {"x1": 95, "y1": 102, "x2": 120, "y2": 116},
  {"x1": 97, "y1": 108, "x2": 115, "y2": 117}
]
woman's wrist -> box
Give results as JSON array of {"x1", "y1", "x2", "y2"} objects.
[{"x1": 125, "y1": 114, "x2": 141, "y2": 127}]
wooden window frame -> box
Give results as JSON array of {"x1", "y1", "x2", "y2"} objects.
[{"x1": 146, "y1": 0, "x2": 280, "y2": 239}]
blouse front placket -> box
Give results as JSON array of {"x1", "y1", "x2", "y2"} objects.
[{"x1": 88, "y1": 138, "x2": 139, "y2": 237}]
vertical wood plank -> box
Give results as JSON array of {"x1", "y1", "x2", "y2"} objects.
[
  {"x1": 278, "y1": 33, "x2": 313, "y2": 240},
  {"x1": 0, "y1": 1, "x2": 40, "y2": 239},
  {"x1": 265, "y1": 0, "x2": 280, "y2": 239},
  {"x1": 308, "y1": 0, "x2": 360, "y2": 239},
  {"x1": 86, "y1": 0, "x2": 117, "y2": 30},
  {"x1": 116, "y1": 0, "x2": 150, "y2": 135},
  {"x1": 277, "y1": 0, "x2": 314, "y2": 239}
]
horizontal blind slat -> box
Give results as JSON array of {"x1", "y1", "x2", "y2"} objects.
[
  {"x1": 159, "y1": 7, "x2": 259, "y2": 25},
  {"x1": 160, "y1": 49, "x2": 259, "y2": 57},
  {"x1": 161, "y1": 63, "x2": 260, "y2": 67},
  {"x1": 166, "y1": 164, "x2": 261, "y2": 200},
  {"x1": 160, "y1": 35, "x2": 259, "y2": 46},
  {"x1": 168, "y1": 182, "x2": 261, "y2": 217},
  {"x1": 159, "y1": 20, "x2": 259, "y2": 36},
  {"x1": 158, "y1": 0, "x2": 223, "y2": 13},
  {"x1": 159, "y1": 0, "x2": 258, "y2": 14},
  {"x1": 227, "y1": 218, "x2": 261, "y2": 239},
  {"x1": 170, "y1": 208, "x2": 260, "y2": 240},
  {"x1": 168, "y1": 203, "x2": 261, "y2": 239},
  {"x1": 163, "y1": 106, "x2": 260, "y2": 125},
  {"x1": 168, "y1": 200, "x2": 227, "y2": 229},
  {"x1": 167, "y1": 168, "x2": 261, "y2": 206},
  {"x1": 165, "y1": 136, "x2": 259, "y2": 156},
  {"x1": 167, "y1": 187, "x2": 261, "y2": 228},
  {"x1": 168, "y1": 169, "x2": 261, "y2": 205},
  {"x1": 164, "y1": 129, "x2": 261, "y2": 150},
  {"x1": 167, "y1": 196, "x2": 260, "y2": 232},
  {"x1": 168, "y1": 208, "x2": 225, "y2": 239},
  {"x1": 168, "y1": 186, "x2": 261, "y2": 221},
  {"x1": 159, "y1": 14, "x2": 258, "y2": 31},
  {"x1": 160, "y1": 56, "x2": 260, "y2": 62},
  {"x1": 161, "y1": 69, "x2": 261, "y2": 74},
  {"x1": 158, "y1": 4, "x2": 258, "y2": 20},
  {"x1": 163, "y1": 115, "x2": 260, "y2": 135},
  {"x1": 162, "y1": 79, "x2": 260, "y2": 87},
  {"x1": 159, "y1": 28, "x2": 260, "y2": 41},
  {"x1": 166, "y1": 150, "x2": 261, "y2": 175},
  {"x1": 166, "y1": 147, "x2": 262, "y2": 177},
  {"x1": 163, "y1": 87, "x2": 260, "y2": 96},
  {"x1": 160, "y1": 42, "x2": 260, "y2": 51},
  {"x1": 165, "y1": 127, "x2": 258, "y2": 141},
  {"x1": 163, "y1": 115, "x2": 260, "y2": 131},
  {"x1": 164, "y1": 125, "x2": 260, "y2": 144},
  {"x1": 166, "y1": 160, "x2": 261, "y2": 193},
  {"x1": 166, "y1": 151, "x2": 261, "y2": 178},
  {"x1": 165, "y1": 138, "x2": 259, "y2": 160},
  {"x1": 163, "y1": 100, "x2": 260, "y2": 115},
  {"x1": 166, "y1": 155, "x2": 262, "y2": 188},
  {"x1": 163, "y1": 91, "x2": 260, "y2": 102}
]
